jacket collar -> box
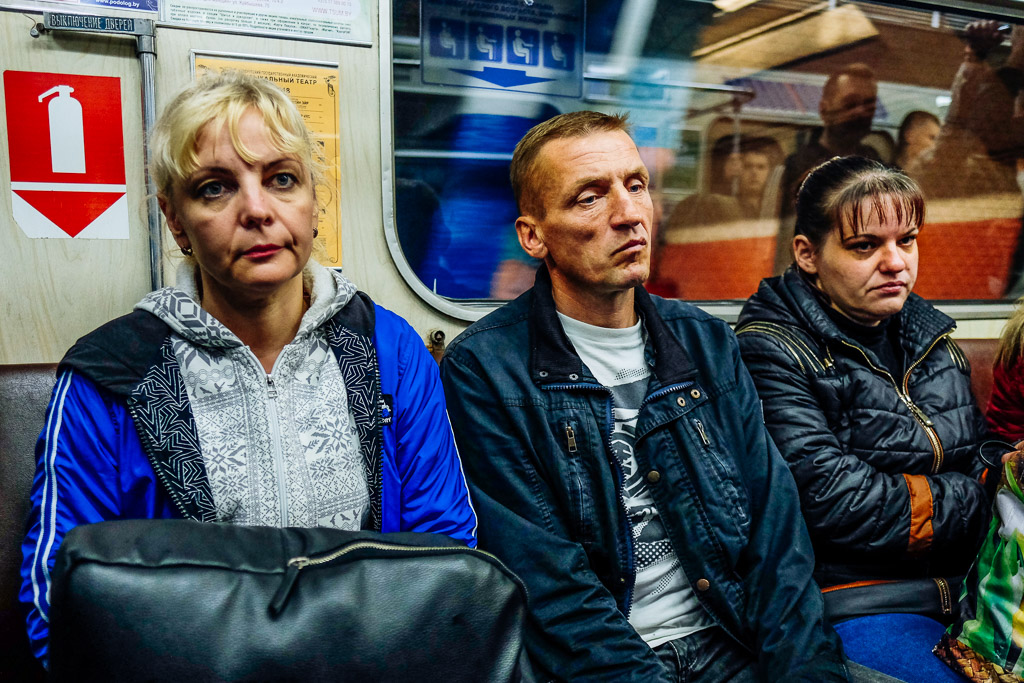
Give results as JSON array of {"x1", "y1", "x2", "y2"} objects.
[
  {"x1": 745, "y1": 266, "x2": 955, "y2": 361},
  {"x1": 528, "y1": 265, "x2": 697, "y2": 385}
]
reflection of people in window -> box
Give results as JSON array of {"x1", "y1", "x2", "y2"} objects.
[
  {"x1": 512, "y1": 29, "x2": 534, "y2": 64},
  {"x1": 476, "y1": 27, "x2": 497, "y2": 60},
  {"x1": 439, "y1": 21, "x2": 457, "y2": 56},
  {"x1": 894, "y1": 111, "x2": 940, "y2": 170},
  {"x1": 775, "y1": 64, "x2": 880, "y2": 273},
  {"x1": 550, "y1": 35, "x2": 566, "y2": 67},
  {"x1": 907, "y1": 21, "x2": 1024, "y2": 199},
  {"x1": 738, "y1": 137, "x2": 784, "y2": 219}
]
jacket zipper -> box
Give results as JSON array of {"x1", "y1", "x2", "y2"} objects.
[
  {"x1": 373, "y1": 364, "x2": 385, "y2": 532},
  {"x1": 693, "y1": 418, "x2": 747, "y2": 524},
  {"x1": 694, "y1": 419, "x2": 711, "y2": 447},
  {"x1": 836, "y1": 334, "x2": 949, "y2": 473},
  {"x1": 640, "y1": 381, "x2": 695, "y2": 408},
  {"x1": 265, "y1": 374, "x2": 289, "y2": 527},
  {"x1": 735, "y1": 322, "x2": 827, "y2": 373},
  {"x1": 933, "y1": 577, "x2": 952, "y2": 615}
]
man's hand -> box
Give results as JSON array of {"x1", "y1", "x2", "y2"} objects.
[{"x1": 964, "y1": 20, "x2": 1009, "y2": 61}]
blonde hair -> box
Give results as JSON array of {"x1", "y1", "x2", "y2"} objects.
[
  {"x1": 996, "y1": 299, "x2": 1024, "y2": 368},
  {"x1": 510, "y1": 110, "x2": 631, "y2": 216},
  {"x1": 150, "y1": 72, "x2": 325, "y2": 200}
]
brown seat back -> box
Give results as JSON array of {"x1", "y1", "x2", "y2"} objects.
[
  {"x1": 957, "y1": 338, "x2": 1000, "y2": 415},
  {"x1": 0, "y1": 364, "x2": 56, "y2": 681}
]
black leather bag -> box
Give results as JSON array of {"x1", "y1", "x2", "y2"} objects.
[{"x1": 48, "y1": 519, "x2": 533, "y2": 682}]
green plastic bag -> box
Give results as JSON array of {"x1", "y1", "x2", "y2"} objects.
[{"x1": 935, "y1": 459, "x2": 1024, "y2": 683}]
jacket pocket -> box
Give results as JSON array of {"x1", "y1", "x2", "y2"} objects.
[
  {"x1": 558, "y1": 415, "x2": 596, "y2": 545},
  {"x1": 690, "y1": 417, "x2": 749, "y2": 534}
]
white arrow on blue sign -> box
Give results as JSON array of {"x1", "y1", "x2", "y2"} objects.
[{"x1": 421, "y1": 0, "x2": 583, "y2": 97}]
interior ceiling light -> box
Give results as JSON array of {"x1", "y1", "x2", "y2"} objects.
[
  {"x1": 695, "y1": 2, "x2": 878, "y2": 70},
  {"x1": 713, "y1": 0, "x2": 761, "y2": 13}
]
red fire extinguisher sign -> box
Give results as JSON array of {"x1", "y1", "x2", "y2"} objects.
[{"x1": 4, "y1": 71, "x2": 127, "y2": 238}]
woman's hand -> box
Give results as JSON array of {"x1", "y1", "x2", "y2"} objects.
[{"x1": 1001, "y1": 440, "x2": 1024, "y2": 464}]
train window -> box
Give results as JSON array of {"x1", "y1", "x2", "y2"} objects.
[{"x1": 383, "y1": 0, "x2": 1024, "y2": 321}]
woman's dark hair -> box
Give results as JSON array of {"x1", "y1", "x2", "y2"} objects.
[{"x1": 794, "y1": 155, "x2": 925, "y2": 247}]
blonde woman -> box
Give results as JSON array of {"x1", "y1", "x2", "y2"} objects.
[{"x1": 20, "y1": 74, "x2": 477, "y2": 666}]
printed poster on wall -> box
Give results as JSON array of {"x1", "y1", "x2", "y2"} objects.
[
  {"x1": 4, "y1": 70, "x2": 128, "y2": 239},
  {"x1": 164, "y1": 0, "x2": 370, "y2": 45},
  {"x1": 194, "y1": 54, "x2": 342, "y2": 267},
  {"x1": 26, "y1": 0, "x2": 158, "y2": 11},
  {"x1": 421, "y1": 0, "x2": 584, "y2": 97}
]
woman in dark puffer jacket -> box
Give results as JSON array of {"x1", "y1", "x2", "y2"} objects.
[{"x1": 736, "y1": 156, "x2": 991, "y2": 683}]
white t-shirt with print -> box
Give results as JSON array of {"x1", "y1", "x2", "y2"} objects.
[{"x1": 558, "y1": 312, "x2": 710, "y2": 648}]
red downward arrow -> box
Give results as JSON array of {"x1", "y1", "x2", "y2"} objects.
[{"x1": 13, "y1": 190, "x2": 124, "y2": 237}]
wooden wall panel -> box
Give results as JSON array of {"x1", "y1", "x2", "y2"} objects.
[
  {"x1": 0, "y1": 10, "x2": 149, "y2": 363},
  {"x1": 1, "y1": 1, "x2": 467, "y2": 363}
]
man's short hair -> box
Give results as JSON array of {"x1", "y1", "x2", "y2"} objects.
[
  {"x1": 821, "y1": 63, "x2": 876, "y2": 108},
  {"x1": 740, "y1": 136, "x2": 784, "y2": 168},
  {"x1": 510, "y1": 110, "x2": 631, "y2": 216}
]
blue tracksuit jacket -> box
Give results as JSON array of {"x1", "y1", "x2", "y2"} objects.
[{"x1": 20, "y1": 292, "x2": 477, "y2": 663}]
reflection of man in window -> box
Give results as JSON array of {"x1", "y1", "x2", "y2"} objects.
[
  {"x1": 774, "y1": 64, "x2": 879, "y2": 272},
  {"x1": 738, "y1": 137, "x2": 784, "y2": 219}
]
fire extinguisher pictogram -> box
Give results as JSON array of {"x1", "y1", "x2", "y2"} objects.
[{"x1": 38, "y1": 85, "x2": 86, "y2": 174}]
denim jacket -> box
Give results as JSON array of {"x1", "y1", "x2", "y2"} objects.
[{"x1": 440, "y1": 266, "x2": 848, "y2": 682}]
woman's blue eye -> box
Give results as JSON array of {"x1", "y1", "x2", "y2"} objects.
[
  {"x1": 271, "y1": 173, "x2": 297, "y2": 189},
  {"x1": 198, "y1": 182, "x2": 224, "y2": 199},
  {"x1": 579, "y1": 195, "x2": 597, "y2": 205}
]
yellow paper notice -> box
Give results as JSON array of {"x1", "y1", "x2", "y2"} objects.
[{"x1": 194, "y1": 55, "x2": 342, "y2": 266}]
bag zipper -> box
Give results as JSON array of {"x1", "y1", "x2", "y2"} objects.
[{"x1": 269, "y1": 540, "x2": 519, "y2": 617}]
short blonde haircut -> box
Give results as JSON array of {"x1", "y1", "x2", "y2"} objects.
[
  {"x1": 150, "y1": 73, "x2": 325, "y2": 200},
  {"x1": 510, "y1": 110, "x2": 631, "y2": 217}
]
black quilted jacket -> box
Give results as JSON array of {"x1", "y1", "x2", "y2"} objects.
[{"x1": 736, "y1": 268, "x2": 991, "y2": 588}]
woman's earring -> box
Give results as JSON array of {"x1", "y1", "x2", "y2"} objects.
[
  {"x1": 313, "y1": 227, "x2": 319, "y2": 239},
  {"x1": 180, "y1": 246, "x2": 193, "y2": 256}
]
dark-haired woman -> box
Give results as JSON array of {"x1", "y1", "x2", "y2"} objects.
[{"x1": 736, "y1": 156, "x2": 990, "y2": 682}]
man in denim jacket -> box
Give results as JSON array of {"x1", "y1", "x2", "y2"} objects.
[{"x1": 441, "y1": 112, "x2": 886, "y2": 682}]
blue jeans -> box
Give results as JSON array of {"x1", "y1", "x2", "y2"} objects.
[
  {"x1": 654, "y1": 626, "x2": 905, "y2": 682},
  {"x1": 835, "y1": 613, "x2": 969, "y2": 683}
]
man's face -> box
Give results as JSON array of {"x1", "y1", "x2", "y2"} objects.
[
  {"x1": 517, "y1": 130, "x2": 654, "y2": 300},
  {"x1": 739, "y1": 152, "x2": 772, "y2": 199},
  {"x1": 821, "y1": 74, "x2": 878, "y2": 142}
]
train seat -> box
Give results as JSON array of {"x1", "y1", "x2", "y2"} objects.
[
  {"x1": 0, "y1": 364, "x2": 53, "y2": 681},
  {"x1": 0, "y1": 344, "x2": 1004, "y2": 678}
]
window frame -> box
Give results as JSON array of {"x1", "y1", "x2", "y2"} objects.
[{"x1": 378, "y1": 0, "x2": 1024, "y2": 323}]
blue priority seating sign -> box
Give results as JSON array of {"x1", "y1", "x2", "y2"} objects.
[{"x1": 421, "y1": 0, "x2": 583, "y2": 97}]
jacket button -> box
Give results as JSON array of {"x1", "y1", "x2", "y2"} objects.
[
  {"x1": 676, "y1": 396, "x2": 686, "y2": 407},
  {"x1": 690, "y1": 389, "x2": 701, "y2": 399},
  {"x1": 646, "y1": 470, "x2": 661, "y2": 484},
  {"x1": 696, "y1": 578, "x2": 710, "y2": 592}
]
